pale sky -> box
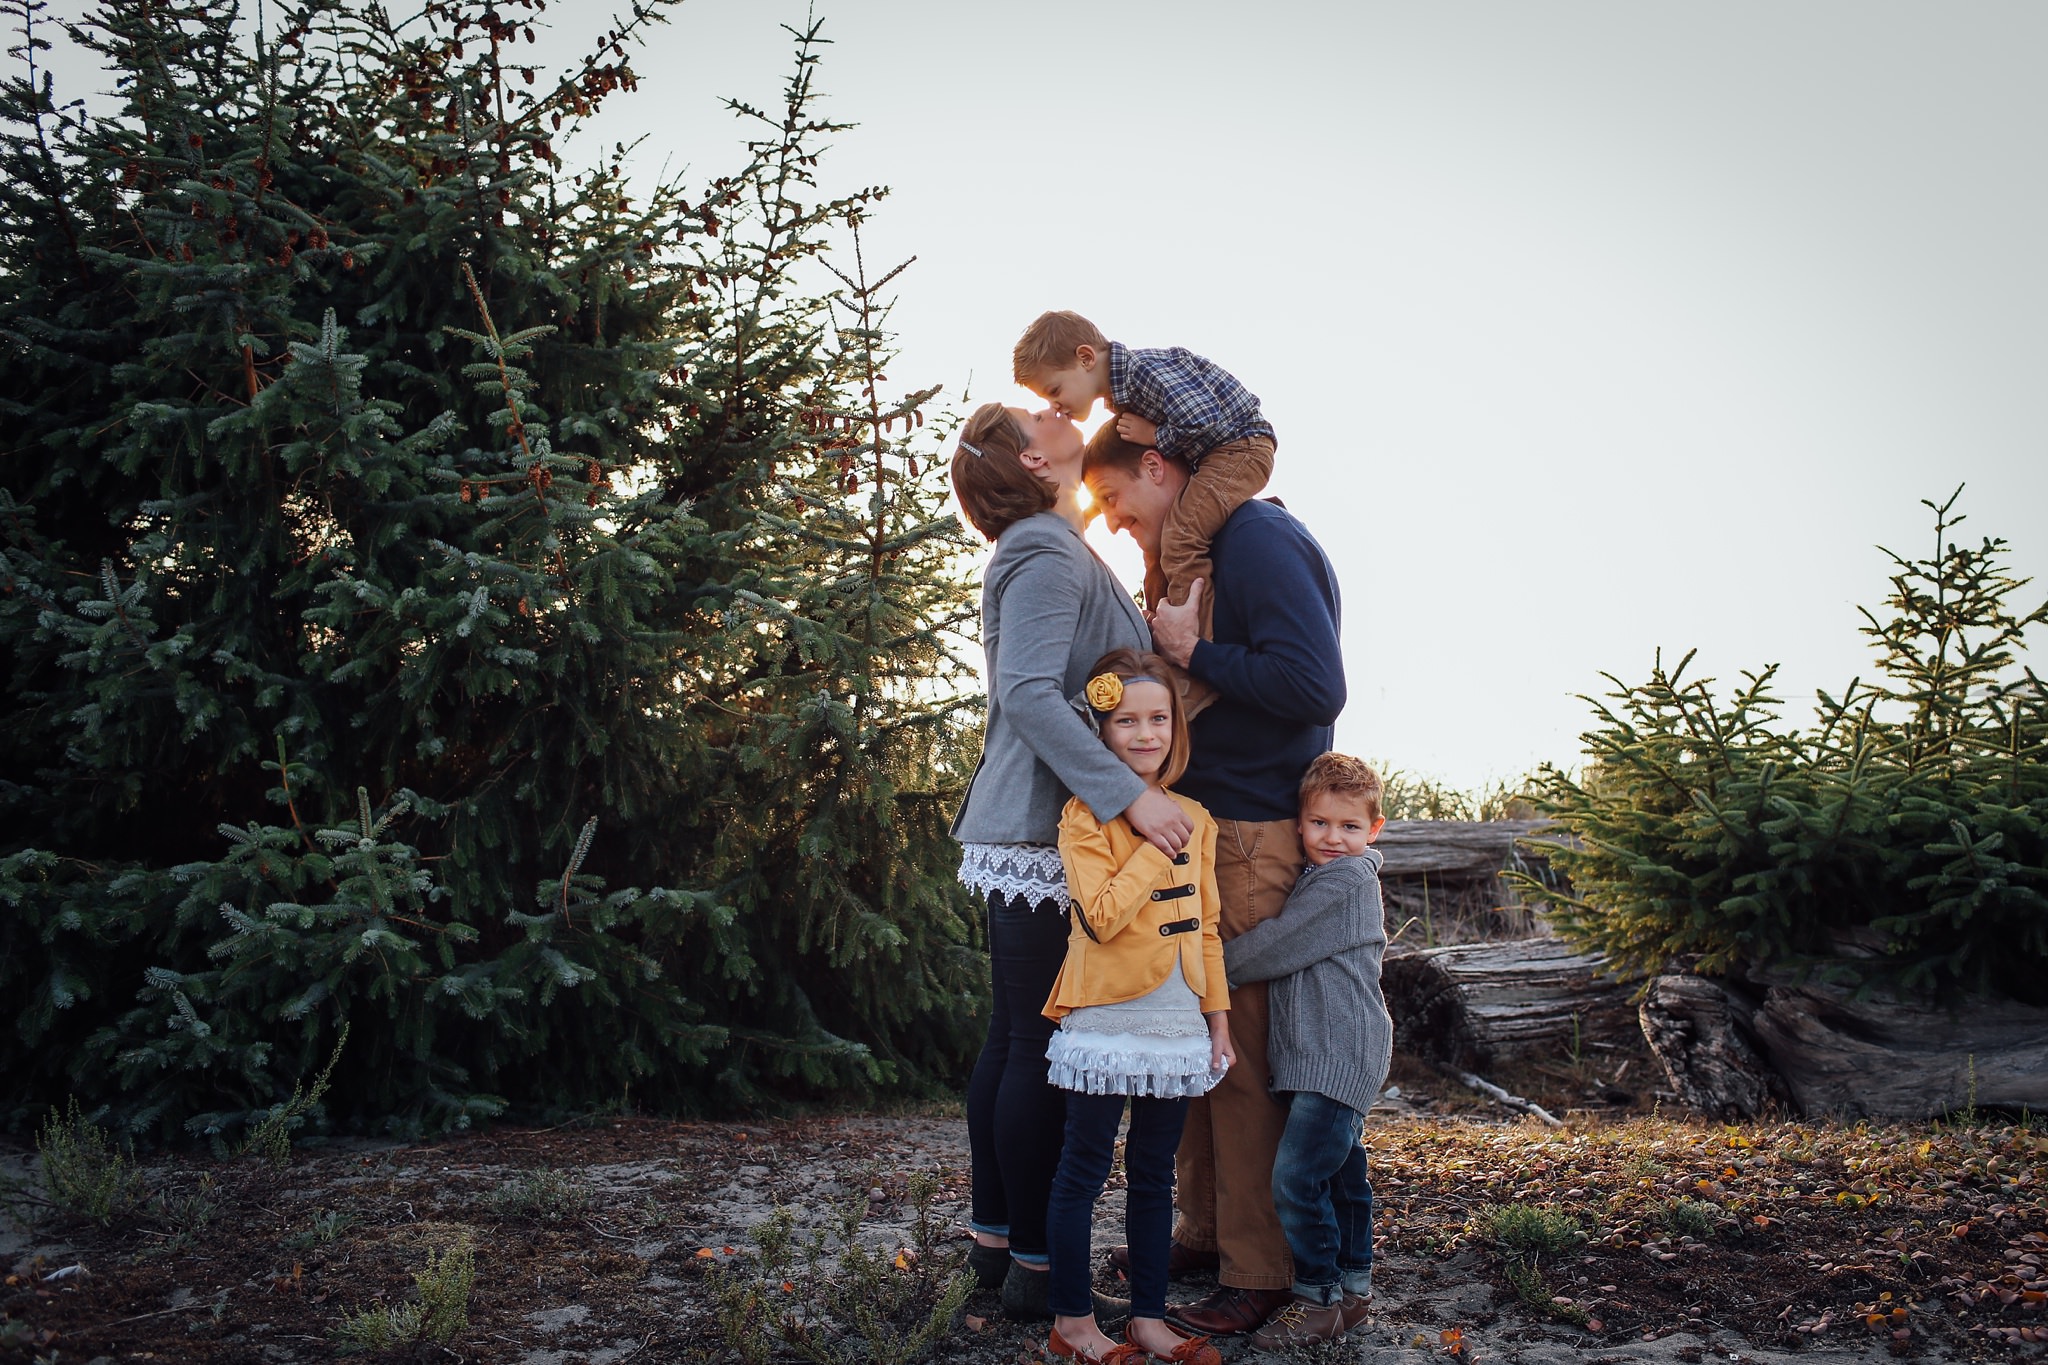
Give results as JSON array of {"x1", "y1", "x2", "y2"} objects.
[{"x1": 42, "y1": 1, "x2": 2048, "y2": 791}]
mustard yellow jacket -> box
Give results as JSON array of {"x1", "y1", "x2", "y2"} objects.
[{"x1": 1043, "y1": 792, "x2": 1230, "y2": 1019}]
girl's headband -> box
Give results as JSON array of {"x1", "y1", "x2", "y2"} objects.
[{"x1": 1080, "y1": 671, "x2": 1166, "y2": 716}]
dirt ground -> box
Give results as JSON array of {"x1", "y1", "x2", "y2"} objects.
[{"x1": 3, "y1": 1059, "x2": 2044, "y2": 1364}]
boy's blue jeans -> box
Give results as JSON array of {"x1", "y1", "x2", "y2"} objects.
[
  {"x1": 1047, "y1": 1091, "x2": 1190, "y2": 1320},
  {"x1": 1271, "y1": 1090, "x2": 1374, "y2": 1303}
]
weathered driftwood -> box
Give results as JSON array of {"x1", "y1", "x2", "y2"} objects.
[
  {"x1": 1375, "y1": 820, "x2": 1572, "y2": 878},
  {"x1": 1639, "y1": 973, "x2": 2048, "y2": 1120},
  {"x1": 1636, "y1": 975, "x2": 1783, "y2": 1119},
  {"x1": 1382, "y1": 937, "x2": 1634, "y2": 1071},
  {"x1": 1449, "y1": 1068, "x2": 1563, "y2": 1127}
]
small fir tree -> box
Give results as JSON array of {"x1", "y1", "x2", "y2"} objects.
[
  {"x1": 0, "y1": 0, "x2": 984, "y2": 1139},
  {"x1": 1514, "y1": 489, "x2": 2048, "y2": 1002}
]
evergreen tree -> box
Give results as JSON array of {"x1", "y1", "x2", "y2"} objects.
[
  {"x1": 0, "y1": 0, "x2": 983, "y2": 1140},
  {"x1": 1515, "y1": 490, "x2": 2047, "y2": 1002}
]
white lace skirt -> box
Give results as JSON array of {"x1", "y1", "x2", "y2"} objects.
[{"x1": 1046, "y1": 970, "x2": 1226, "y2": 1100}]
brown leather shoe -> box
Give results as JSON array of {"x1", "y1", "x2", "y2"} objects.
[
  {"x1": 1106, "y1": 1241, "x2": 1219, "y2": 1280},
  {"x1": 1249, "y1": 1295, "x2": 1347, "y2": 1349},
  {"x1": 1339, "y1": 1291, "x2": 1371, "y2": 1331},
  {"x1": 1163, "y1": 1285, "x2": 1293, "y2": 1337}
]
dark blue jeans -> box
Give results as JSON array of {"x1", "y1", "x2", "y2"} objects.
[
  {"x1": 1271, "y1": 1090, "x2": 1374, "y2": 1302},
  {"x1": 965, "y1": 893, "x2": 1070, "y2": 1263},
  {"x1": 1046, "y1": 1092, "x2": 1190, "y2": 1319}
]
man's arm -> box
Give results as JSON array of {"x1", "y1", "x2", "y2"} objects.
[{"x1": 1157, "y1": 515, "x2": 1344, "y2": 725}]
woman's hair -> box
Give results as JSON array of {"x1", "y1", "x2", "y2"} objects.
[
  {"x1": 1084, "y1": 646, "x2": 1192, "y2": 789},
  {"x1": 951, "y1": 402, "x2": 1056, "y2": 540}
]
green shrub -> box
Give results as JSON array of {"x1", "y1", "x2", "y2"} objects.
[
  {"x1": 1514, "y1": 490, "x2": 2047, "y2": 1001},
  {"x1": 483, "y1": 1167, "x2": 592, "y2": 1223},
  {"x1": 333, "y1": 1233, "x2": 474, "y2": 1352},
  {"x1": 1479, "y1": 1202, "x2": 1587, "y2": 1325},
  {"x1": 714, "y1": 1168, "x2": 970, "y2": 1365},
  {"x1": 1476, "y1": 1201, "x2": 1585, "y2": 1258},
  {"x1": 1655, "y1": 1197, "x2": 1719, "y2": 1239},
  {"x1": 240, "y1": 1025, "x2": 348, "y2": 1167},
  {"x1": 35, "y1": 1099, "x2": 143, "y2": 1224}
]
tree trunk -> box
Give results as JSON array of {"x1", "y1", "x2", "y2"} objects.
[
  {"x1": 1639, "y1": 973, "x2": 2048, "y2": 1119},
  {"x1": 1382, "y1": 938, "x2": 1633, "y2": 1071}
]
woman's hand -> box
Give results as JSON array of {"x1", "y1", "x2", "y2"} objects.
[
  {"x1": 1123, "y1": 787, "x2": 1193, "y2": 856},
  {"x1": 1206, "y1": 1011, "x2": 1235, "y2": 1073}
]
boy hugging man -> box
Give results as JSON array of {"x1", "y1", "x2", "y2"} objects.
[
  {"x1": 1222, "y1": 753, "x2": 1392, "y2": 1350},
  {"x1": 1013, "y1": 311, "x2": 1275, "y2": 676}
]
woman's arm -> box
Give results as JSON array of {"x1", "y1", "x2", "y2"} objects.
[
  {"x1": 989, "y1": 534, "x2": 1147, "y2": 821},
  {"x1": 1059, "y1": 801, "x2": 1174, "y2": 944}
]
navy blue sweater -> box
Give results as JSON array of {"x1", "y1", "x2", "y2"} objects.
[{"x1": 1178, "y1": 500, "x2": 1345, "y2": 822}]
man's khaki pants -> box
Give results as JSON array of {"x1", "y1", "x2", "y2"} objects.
[{"x1": 1172, "y1": 814, "x2": 1300, "y2": 1289}]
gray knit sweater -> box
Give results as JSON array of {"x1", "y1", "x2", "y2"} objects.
[{"x1": 1222, "y1": 847, "x2": 1392, "y2": 1116}]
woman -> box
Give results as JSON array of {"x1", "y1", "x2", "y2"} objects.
[{"x1": 950, "y1": 401, "x2": 1194, "y2": 1322}]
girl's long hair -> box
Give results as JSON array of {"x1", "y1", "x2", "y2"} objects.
[{"x1": 1085, "y1": 647, "x2": 1192, "y2": 789}]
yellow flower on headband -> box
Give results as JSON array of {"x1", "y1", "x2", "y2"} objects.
[{"x1": 1084, "y1": 672, "x2": 1125, "y2": 712}]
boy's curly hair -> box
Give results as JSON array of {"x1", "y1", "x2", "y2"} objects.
[
  {"x1": 1013, "y1": 309, "x2": 1108, "y2": 384},
  {"x1": 1299, "y1": 752, "x2": 1384, "y2": 822}
]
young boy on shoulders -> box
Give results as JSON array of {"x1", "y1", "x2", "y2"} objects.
[
  {"x1": 1220, "y1": 753, "x2": 1393, "y2": 1350},
  {"x1": 1012, "y1": 310, "x2": 1275, "y2": 699}
]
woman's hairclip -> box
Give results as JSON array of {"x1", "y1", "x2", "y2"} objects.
[{"x1": 959, "y1": 439, "x2": 985, "y2": 459}]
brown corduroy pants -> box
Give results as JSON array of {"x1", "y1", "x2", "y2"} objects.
[{"x1": 1170, "y1": 814, "x2": 1301, "y2": 1289}]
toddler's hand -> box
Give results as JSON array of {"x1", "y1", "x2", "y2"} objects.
[{"x1": 1115, "y1": 412, "x2": 1159, "y2": 448}]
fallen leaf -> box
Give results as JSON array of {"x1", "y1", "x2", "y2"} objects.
[
  {"x1": 965, "y1": 1314, "x2": 986, "y2": 1332},
  {"x1": 694, "y1": 1247, "x2": 716, "y2": 1259}
]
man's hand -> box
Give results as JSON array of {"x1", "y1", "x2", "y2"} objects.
[
  {"x1": 1114, "y1": 412, "x2": 1159, "y2": 448},
  {"x1": 1123, "y1": 786, "x2": 1192, "y2": 857},
  {"x1": 1149, "y1": 577, "x2": 1203, "y2": 667}
]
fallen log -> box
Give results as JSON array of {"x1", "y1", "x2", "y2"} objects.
[
  {"x1": 1638, "y1": 973, "x2": 2048, "y2": 1120},
  {"x1": 1382, "y1": 937, "x2": 1634, "y2": 1071},
  {"x1": 1636, "y1": 975, "x2": 1783, "y2": 1119},
  {"x1": 1375, "y1": 820, "x2": 1572, "y2": 878}
]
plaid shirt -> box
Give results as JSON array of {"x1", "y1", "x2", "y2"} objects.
[{"x1": 1108, "y1": 340, "x2": 1274, "y2": 468}]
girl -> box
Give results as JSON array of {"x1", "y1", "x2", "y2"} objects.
[{"x1": 1041, "y1": 649, "x2": 1233, "y2": 1365}]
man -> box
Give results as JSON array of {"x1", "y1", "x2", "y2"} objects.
[{"x1": 1081, "y1": 427, "x2": 1346, "y2": 1338}]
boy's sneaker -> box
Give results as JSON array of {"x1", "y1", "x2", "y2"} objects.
[
  {"x1": 1248, "y1": 1295, "x2": 1347, "y2": 1350},
  {"x1": 1339, "y1": 1292, "x2": 1371, "y2": 1330}
]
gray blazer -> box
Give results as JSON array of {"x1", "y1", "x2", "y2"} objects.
[{"x1": 952, "y1": 512, "x2": 1152, "y2": 845}]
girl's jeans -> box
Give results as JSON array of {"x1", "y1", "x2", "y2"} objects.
[
  {"x1": 1047, "y1": 1091, "x2": 1191, "y2": 1319},
  {"x1": 965, "y1": 893, "x2": 1069, "y2": 1262},
  {"x1": 1271, "y1": 1090, "x2": 1374, "y2": 1302}
]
